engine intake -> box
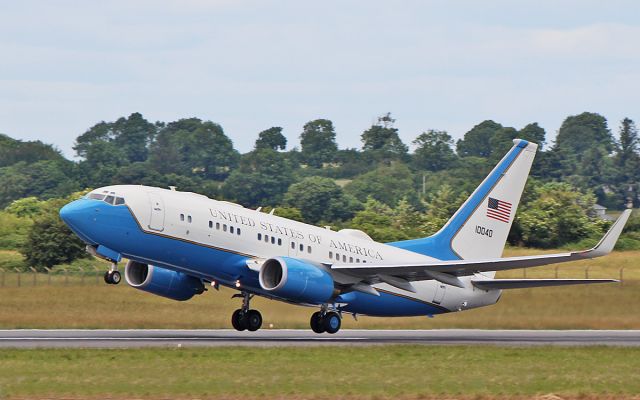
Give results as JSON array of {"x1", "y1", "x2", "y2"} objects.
[
  {"x1": 259, "y1": 257, "x2": 335, "y2": 304},
  {"x1": 124, "y1": 261, "x2": 204, "y2": 301}
]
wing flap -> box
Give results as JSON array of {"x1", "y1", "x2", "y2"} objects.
[{"x1": 471, "y1": 278, "x2": 618, "y2": 290}]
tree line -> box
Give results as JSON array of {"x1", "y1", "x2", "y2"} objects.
[{"x1": 1, "y1": 111, "x2": 640, "y2": 270}]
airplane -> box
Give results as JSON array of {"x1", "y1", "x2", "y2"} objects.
[{"x1": 59, "y1": 139, "x2": 631, "y2": 334}]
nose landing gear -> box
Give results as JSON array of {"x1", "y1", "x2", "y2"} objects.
[
  {"x1": 231, "y1": 291, "x2": 263, "y2": 331},
  {"x1": 103, "y1": 263, "x2": 121, "y2": 285}
]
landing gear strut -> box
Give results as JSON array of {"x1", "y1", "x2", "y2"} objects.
[
  {"x1": 231, "y1": 291, "x2": 262, "y2": 332},
  {"x1": 310, "y1": 305, "x2": 341, "y2": 334},
  {"x1": 103, "y1": 262, "x2": 121, "y2": 285}
]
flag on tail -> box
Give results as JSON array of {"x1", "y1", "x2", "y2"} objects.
[{"x1": 487, "y1": 197, "x2": 512, "y2": 223}]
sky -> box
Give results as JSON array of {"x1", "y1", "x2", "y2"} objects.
[{"x1": 1, "y1": 0, "x2": 639, "y2": 158}]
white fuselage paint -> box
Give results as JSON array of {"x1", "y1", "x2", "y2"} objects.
[{"x1": 97, "y1": 185, "x2": 502, "y2": 314}]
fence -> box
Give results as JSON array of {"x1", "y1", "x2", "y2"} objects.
[
  {"x1": 0, "y1": 266, "x2": 107, "y2": 287},
  {"x1": 0, "y1": 266, "x2": 631, "y2": 288}
]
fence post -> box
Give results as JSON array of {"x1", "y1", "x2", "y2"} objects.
[
  {"x1": 554, "y1": 265, "x2": 559, "y2": 279},
  {"x1": 619, "y1": 267, "x2": 624, "y2": 286},
  {"x1": 81, "y1": 266, "x2": 85, "y2": 285},
  {"x1": 64, "y1": 268, "x2": 69, "y2": 286},
  {"x1": 585, "y1": 265, "x2": 591, "y2": 279},
  {"x1": 16, "y1": 269, "x2": 21, "y2": 287},
  {"x1": 29, "y1": 267, "x2": 37, "y2": 286},
  {"x1": 1, "y1": 269, "x2": 4, "y2": 287},
  {"x1": 94, "y1": 266, "x2": 100, "y2": 285},
  {"x1": 45, "y1": 267, "x2": 51, "y2": 285}
]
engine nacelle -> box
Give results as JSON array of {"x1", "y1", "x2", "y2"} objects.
[
  {"x1": 258, "y1": 257, "x2": 335, "y2": 304},
  {"x1": 124, "y1": 261, "x2": 204, "y2": 301}
]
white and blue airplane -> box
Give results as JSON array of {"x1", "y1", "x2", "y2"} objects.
[{"x1": 60, "y1": 139, "x2": 631, "y2": 334}]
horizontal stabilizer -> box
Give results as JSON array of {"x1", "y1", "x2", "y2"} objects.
[{"x1": 471, "y1": 278, "x2": 618, "y2": 290}]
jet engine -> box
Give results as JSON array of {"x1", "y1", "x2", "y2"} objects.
[
  {"x1": 124, "y1": 261, "x2": 205, "y2": 301},
  {"x1": 258, "y1": 257, "x2": 336, "y2": 304}
]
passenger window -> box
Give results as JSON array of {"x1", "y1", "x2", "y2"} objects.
[
  {"x1": 336, "y1": 253, "x2": 340, "y2": 260},
  {"x1": 216, "y1": 222, "x2": 220, "y2": 230},
  {"x1": 329, "y1": 251, "x2": 333, "y2": 258},
  {"x1": 277, "y1": 238, "x2": 282, "y2": 246},
  {"x1": 180, "y1": 214, "x2": 185, "y2": 221},
  {"x1": 230, "y1": 226, "x2": 234, "y2": 234},
  {"x1": 356, "y1": 259, "x2": 360, "y2": 263},
  {"x1": 308, "y1": 246, "x2": 311, "y2": 254},
  {"x1": 223, "y1": 224, "x2": 227, "y2": 232},
  {"x1": 363, "y1": 260, "x2": 367, "y2": 263},
  {"x1": 187, "y1": 215, "x2": 192, "y2": 223},
  {"x1": 342, "y1": 255, "x2": 346, "y2": 262},
  {"x1": 264, "y1": 235, "x2": 269, "y2": 243},
  {"x1": 270, "y1": 236, "x2": 275, "y2": 244},
  {"x1": 237, "y1": 228, "x2": 241, "y2": 235},
  {"x1": 258, "y1": 233, "x2": 262, "y2": 240},
  {"x1": 114, "y1": 197, "x2": 125, "y2": 205},
  {"x1": 209, "y1": 221, "x2": 213, "y2": 228},
  {"x1": 291, "y1": 242, "x2": 295, "y2": 249},
  {"x1": 299, "y1": 244, "x2": 304, "y2": 251},
  {"x1": 349, "y1": 257, "x2": 353, "y2": 263}
]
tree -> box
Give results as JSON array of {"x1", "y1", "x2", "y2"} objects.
[
  {"x1": 413, "y1": 130, "x2": 456, "y2": 171},
  {"x1": 149, "y1": 118, "x2": 239, "y2": 180},
  {"x1": 420, "y1": 184, "x2": 468, "y2": 236},
  {"x1": 361, "y1": 114, "x2": 408, "y2": 163},
  {"x1": 255, "y1": 127, "x2": 287, "y2": 151},
  {"x1": 222, "y1": 149, "x2": 294, "y2": 208},
  {"x1": 300, "y1": 119, "x2": 338, "y2": 168},
  {"x1": 349, "y1": 198, "x2": 406, "y2": 242},
  {"x1": 0, "y1": 134, "x2": 64, "y2": 168},
  {"x1": 284, "y1": 176, "x2": 357, "y2": 223},
  {"x1": 556, "y1": 112, "x2": 614, "y2": 156},
  {"x1": 344, "y1": 163, "x2": 418, "y2": 207},
  {"x1": 518, "y1": 122, "x2": 546, "y2": 147},
  {"x1": 515, "y1": 183, "x2": 607, "y2": 248},
  {"x1": 613, "y1": 118, "x2": 640, "y2": 201},
  {"x1": 456, "y1": 120, "x2": 503, "y2": 158},
  {"x1": 22, "y1": 214, "x2": 88, "y2": 270}
]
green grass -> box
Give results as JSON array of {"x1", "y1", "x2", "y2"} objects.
[{"x1": 0, "y1": 346, "x2": 639, "y2": 399}]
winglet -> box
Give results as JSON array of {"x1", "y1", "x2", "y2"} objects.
[{"x1": 584, "y1": 209, "x2": 632, "y2": 257}]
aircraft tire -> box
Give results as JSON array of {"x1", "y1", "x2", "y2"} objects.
[
  {"x1": 323, "y1": 312, "x2": 341, "y2": 334},
  {"x1": 310, "y1": 311, "x2": 325, "y2": 334},
  {"x1": 110, "y1": 270, "x2": 121, "y2": 284},
  {"x1": 231, "y1": 309, "x2": 247, "y2": 331},
  {"x1": 103, "y1": 271, "x2": 112, "y2": 284},
  {"x1": 246, "y1": 310, "x2": 262, "y2": 332}
]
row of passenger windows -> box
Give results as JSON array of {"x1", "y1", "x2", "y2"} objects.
[
  {"x1": 211, "y1": 221, "x2": 241, "y2": 235},
  {"x1": 256, "y1": 233, "x2": 313, "y2": 254},
  {"x1": 329, "y1": 251, "x2": 366, "y2": 264}
]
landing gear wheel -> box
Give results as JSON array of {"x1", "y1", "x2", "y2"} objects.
[
  {"x1": 246, "y1": 310, "x2": 263, "y2": 332},
  {"x1": 231, "y1": 309, "x2": 246, "y2": 331},
  {"x1": 110, "y1": 270, "x2": 121, "y2": 285},
  {"x1": 103, "y1": 270, "x2": 121, "y2": 285},
  {"x1": 310, "y1": 311, "x2": 325, "y2": 334},
  {"x1": 323, "y1": 311, "x2": 341, "y2": 334}
]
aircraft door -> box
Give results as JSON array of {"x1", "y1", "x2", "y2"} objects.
[
  {"x1": 148, "y1": 193, "x2": 165, "y2": 231},
  {"x1": 433, "y1": 284, "x2": 446, "y2": 305}
]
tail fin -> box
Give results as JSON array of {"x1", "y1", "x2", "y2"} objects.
[{"x1": 390, "y1": 139, "x2": 538, "y2": 261}]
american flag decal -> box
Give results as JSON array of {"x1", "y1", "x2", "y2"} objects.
[{"x1": 487, "y1": 197, "x2": 512, "y2": 223}]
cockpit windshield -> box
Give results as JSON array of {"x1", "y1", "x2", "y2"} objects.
[{"x1": 87, "y1": 191, "x2": 125, "y2": 206}]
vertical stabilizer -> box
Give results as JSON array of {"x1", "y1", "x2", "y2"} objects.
[{"x1": 390, "y1": 139, "x2": 538, "y2": 262}]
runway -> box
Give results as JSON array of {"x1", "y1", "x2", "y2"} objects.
[{"x1": 1, "y1": 329, "x2": 639, "y2": 348}]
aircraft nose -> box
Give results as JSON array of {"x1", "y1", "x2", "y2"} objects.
[{"x1": 59, "y1": 199, "x2": 91, "y2": 229}]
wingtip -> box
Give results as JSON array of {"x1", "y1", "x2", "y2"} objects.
[{"x1": 590, "y1": 208, "x2": 632, "y2": 256}]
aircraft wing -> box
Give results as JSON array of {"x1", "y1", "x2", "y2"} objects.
[{"x1": 331, "y1": 209, "x2": 631, "y2": 288}]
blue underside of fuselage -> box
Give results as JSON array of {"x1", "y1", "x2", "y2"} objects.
[{"x1": 62, "y1": 199, "x2": 448, "y2": 317}]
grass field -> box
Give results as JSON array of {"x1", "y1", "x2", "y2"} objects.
[
  {"x1": 1, "y1": 346, "x2": 639, "y2": 399},
  {"x1": 0, "y1": 249, "x2": 638, "y2": 329}
]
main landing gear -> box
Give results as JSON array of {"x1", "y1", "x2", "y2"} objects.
[
  {"x1": 310, "y1": 305, "x2": 341, "y2": 334},
  {"x1": 231, "y1": 291, "x2": 263, "y2": 332},
  {"x1": 103, "y1": 262, "x2": 121, "y2": 285}
]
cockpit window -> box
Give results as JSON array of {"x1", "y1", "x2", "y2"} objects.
[{"x1": 87, "y1": 192, "x2": 125, "y2": 206}]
